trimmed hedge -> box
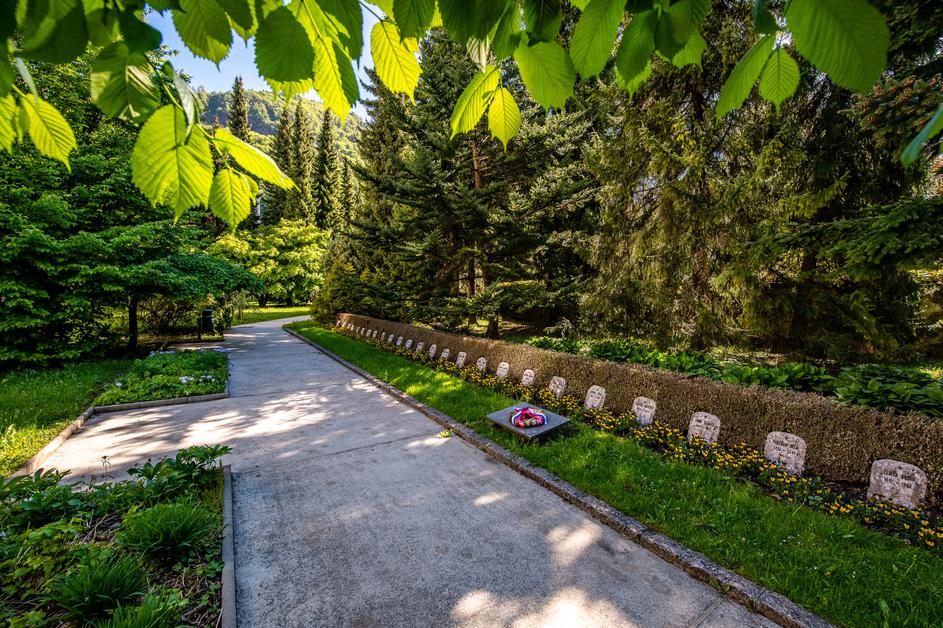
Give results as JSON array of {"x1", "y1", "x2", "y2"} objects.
[{"x1": 338, "y1": 314, "x2": 943, "y2": 505}]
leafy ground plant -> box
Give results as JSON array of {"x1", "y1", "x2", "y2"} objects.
[
  {"x1": 94, "y1": 350, "x2": 228, "y2": 406},
  {"x1": 294, "y1": 322, "x2": 943, "y2": 627},
  {"x1": 49, "y1": 554, "x2": 147, "y2": 621},
  {"x1": 119, "y1": 502, "x2": 219, "y2": 564}
]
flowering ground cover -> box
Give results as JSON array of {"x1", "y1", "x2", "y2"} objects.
[
  {"x1": 94, "y1": 350, "x2": 228, "y2": 406},
  {"x1": 288, "y1": 321, "x2": 943, "y2": 627}
]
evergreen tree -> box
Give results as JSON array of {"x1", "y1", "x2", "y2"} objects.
[
  {"x1": 262, "y1": 100, "x2": 293, "y2": 224},
  {"x1": 286, "y1": 100, "x2": 315, "y2": 222},
  {"x1": 313, "y1": 110, "x2": 339, "y2": 228},
  {"x1": 229, "y1": 76, "x2": 250, "y2": 141},
  {"x1": 334, "y1": 158, "x2": 354, "y2": 229}
]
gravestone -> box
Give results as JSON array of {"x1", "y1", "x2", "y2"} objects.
[
  {"x1": 405, "y1": 339, "x2": 413, "y2": 349},
  {"x1": 867, "y1": 460, "x2": 928, "y2": 508},
  {"x1": 428, "y1": 344, "x2": 437, "y2": 358},
  {"x1": 521, "y1": 369, "x2": 535, "y2": 386},
  {"x1": 583, "y1": 385, "x2": 606, "y2": 410},
  {"x1": 632, "y1": 397, "x2": 657, "y2": 426},
  {"x1": 486, "y1": 404, "x2": 570, "y2": 442},
  {"x1": 456, "y1": 351, "x2": 467, "y2": 367},
  {"x1": 440, "y1": 348, "x2": 450, "y2": 360},
  {"x1": 373, "y1": 330, "x2": 379, "y2": 338},
  {"x1": 476, "y1": 357, "x2": 487, "y2": 372},
  {"x1": 388, "y1": 335, "x2": 394, "y2": 344},
  {"x1": 764, "y1": 432, "x2": 807, "y2": 475},
  {"x1": 381, "y1": 333, "x2": 386, "y2": 341},
  {"x1": 416, "y1": 342, "x2": 424, "y2": 353},
  {"x1": 496, "y1": 362, "x2": 510, "y2": 379},
  {"x1": 396, "y1": 336, "x2": 403, "y2": 346},
  {"x1": 687, "y1": 412, "x2": 720, "y2": 444},
  {"x1": 548, "y1": 376, "x2": 567, "y2": 399}
]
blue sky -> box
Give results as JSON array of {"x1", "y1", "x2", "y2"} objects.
[{"x1": 150, "y1": 11, "x2": 379, "y2": 118}]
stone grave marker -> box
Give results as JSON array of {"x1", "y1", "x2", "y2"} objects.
[
  {"x1": 868, "y1": 460, "x2": 928, "y2": 508},
  {"x1": 405, "y1": 339, "x2": 413, "y2": 349},
  {"x1": 456, "y1": 351, "x2": 467, "y2": 367},
  {"x1": 396, "y1": 336, "x2": 403, "y2": 346},
  {"x1": 496, "y1": 362, "x2": 510, "y2": 379},
  {"x1": 548, "y1": 376, "x2": 566, "y2": 399},
  {"x1": 428, "y1": 344, "x2": 437, "y2": 358},
  {"x1": 381, "y1": 333, "x2": 386, "y2": 341},
  {"x1": 476, "y1": 357, "x2": 487, "y2": 372},
  {"x1": 632, "y1": 397, "x2": 657, "y2": 426},
  {"x1": 764, "y1": 432, "x2": 807, "y2": 475},
  {"x1": 440, "y1": 348, "x2": 450, "y2": 360},
  {"x1": 687, "y1": 412, "x2": 720, "y2": 444},
  {"x1": 583, "y1": 385, "x2": 606, "y2": 410},
  {"x1": 416, "y1": 342, "x2": 424, "y2": 353},
  {"x1": 520, "y1": 369, "x2": 535, "y2": 386}
]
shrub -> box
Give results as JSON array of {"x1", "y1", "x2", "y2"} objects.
[
  {"x1": 49, "y1": 554, "x2": 147, "y2": 620},
  {"x1": 93, "y1": 591, "x2": 186, "y2": 628},
  {"x1": 118, "y1": 502, "x2": 218, "y2": 564},
  {"x1": 834, "y1": 364, "x2": 943, "y2": 417}
]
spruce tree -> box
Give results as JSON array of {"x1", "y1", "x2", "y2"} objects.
[
  {"x1": 286, "y1": 100, "x2": 315, "y2": 222},
  {"x1": 312, "y1": 110, "x2": 339, "y2": 228},
  {"x1": 334, "y1": 158, "x2": 354, "y2": 229},
  {"x1": 229, "y1": 76, "x2": 250, "y2": 140},
  {"x1": 261, "y1": 99, "x2": 294, "y2": 224}
]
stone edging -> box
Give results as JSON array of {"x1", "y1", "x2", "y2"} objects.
[
  {"x1": 221, "y1": 464, "x2": 237, "y2": 628},
  {"x1": 285, "y1": 325, "x2": 833, "y2": 628},
  {"x1": 14, "y1": 383, "x2": 230, "y2": 477}
]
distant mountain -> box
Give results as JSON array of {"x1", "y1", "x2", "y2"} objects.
[{"x1": 197, "y1": 88, "x2": 363, "y2": 161}]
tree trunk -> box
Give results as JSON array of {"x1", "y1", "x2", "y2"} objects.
[{"x1": 128, "y1": 295, "x2": 139, "y2": 350}]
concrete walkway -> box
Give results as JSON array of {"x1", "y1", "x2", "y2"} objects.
[{"x1": 46, "y1": 318, "x2": 776, "y2": 628}]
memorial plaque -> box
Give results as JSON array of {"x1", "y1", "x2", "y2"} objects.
[
  {"x1": 476, "y1": 357, "x2": 487, "y2": 372},
  {"x1": 868, "y1": 460, "x2": 928, "y2": 508},
  {"x1": 496, "y1": 362, "x2": 510, "y2": 379},
  {"x1": 428, "y1": 344, "x2": 437, "y2": 358},
  {"x1": 416, "y1": 342, "x2": 424, "y2": 353},
  {"x1": 486, "y1": 404, "x2": 570, "y2": 442},
  {"x1": 396, "y1": 336, "x2": 403, "y2": 346},
  {"x1": 456, "y1": 351, "x2": 467, "y2": 367},
  {"x1": 520, "y1": 369, "x2": 535, "y2": 386},
  {"x1": 405, "y1": 339, "x2": 413, "y2": 349},
  {"x1": 764, "y1": 432, "x2": 807, "y2": 475},
  {"x1": 548, "y1": 376, "x2": 566, "y2": 399},
  {"x1": 687, "y1": 412, "x2": 720, "y2": 444},
  {"x1": 440, "y1": 348, "x2": 450, "y2": 360},
  {"x1": 632, "y1": 397, "x2": 657, "y2": 426},
  {"x1": 583, "y1": 385, "x2": 606, "y2": 410}
]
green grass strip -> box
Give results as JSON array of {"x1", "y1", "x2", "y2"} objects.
[
  {"x1": 288, "y1": 321, "x2": 943, "y2": 628},
  {"x1": 231, "y1": 306, "x2": 310, "y2": 326}
]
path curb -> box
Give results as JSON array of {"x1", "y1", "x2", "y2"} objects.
[
  {"x1": 221, "y1": 464, "x2": 237, "y2": 628},
  {"x1": 285, "y1": 325, "x2": 833, "y2": 628}
]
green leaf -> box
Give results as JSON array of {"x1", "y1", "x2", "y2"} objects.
[
  {"x1": 439, "y1": 0, "x2": 506, "y2": 43},
  {"x1": 614, "y1": 12, "x2": 655, "y2": 93},
  {"x1": 665, "y1": 0, "x2": 710, "y2": 43},
  {"x1": 371, "y1": 20, "x2": 421, "y2": 101},
  {"x1": 752, "y1": 0, "x2": 778, "y2": 34},
  {"x1": 131, "y1": 105, "x2": 214, "y2": 217},
  {"x1": 209, "y1": 168, "x2": 255, "y2": 227},
  {"x1": 90, "y1": 43, "x2": 161, "y2": 123},
  {"x1": 217, "y1": 0, "x2": 256, "y2": 37},
  {"x1": 0, "y1": 56, "x2": 13, "y2": 96},
  {"x1": 491, "y1": 2, "x2": 522, "y2": 60},
  {"x1": 393, "y1": 0, "x2": 435, "y2": 39},
  {"x1": 118, "y1": 12, "x2": 163, "y2": 52},
  {"x1": 902, "y1": 104, "x2": 943, "y2": 167},
  {"x1": 466, "y1": 37, "x2": 491, "y2": 70},
  {"x1": 21, "y1": 94, "x2": 77, "y2": 170},
  {"x1": 671, "y1": 28, "x2": 705, "y2": 67},
  {"x1": 450, "y1": 65, "x2": 500, "y2": 138},
  {"x1": 255, "y1": 6, "x2": 315, "y2": 82},
  {"x1": 758, "y1": 47, "x2": 800, "y2": 110},
  {"x1": 570, "y1": 0, "x2": 623, "y2": 78},
  {"x1": 0, "y1": 94, "x2": 17, "y2": 152},
  {"x1": 487, "y1": 86, "x2": 520, "y2": 149},
  {"x1": 316, "y1": 0, "x2": 364, "y2": 60},
  {"x1": 524, "y1": 0, "x2": 562, "y2": 43},
  {"x1": 172, "y1": 0, "x2": 233, "y2": 64},
  {"x1": 716, "y1": 34, "x2": 773, "y2": 118},
  {"x1": 513, "y1": 38, "x2": 575, "y2": 109},
  {"x1": 213, "y1": 127, "x2": 294, "y2": 187},
  {"x1": 21, "y1": 0, "x2": 88, "y2": 63},
  {"x1": 785, "y1": 0, "x2": 888, "y2": 93},
  {"x1": 312, "y1": 36, "x2": 359, "y2": 122}
]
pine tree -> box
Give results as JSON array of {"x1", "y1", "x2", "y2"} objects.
[
  {"x1": 261, "y1": 99, "x2": 294, "y2": 224},
  {"x1": 334, "y1": 158, "x2": 355, "y2": 229},
  {"x1": 286, "y1": 100, "x2": 315, "y2": 222},
  {"x1": 229, "y1": 76, "x2": 250, "y2": 140},
  {"x1": 312, "y1": 110, "x2": 338, "y2": 228}
]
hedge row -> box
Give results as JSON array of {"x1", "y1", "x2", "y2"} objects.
[{"x1": 338, "y1": 314, "x2": 943, "y2": 505}]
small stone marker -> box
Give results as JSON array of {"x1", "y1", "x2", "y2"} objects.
[
  {"x1": 476, "y1": 357, "x2": 487, "y2": 372},
  {"x1": 381, "y1": 333, "x2": 386, "y2": 340},
  {"x1": 764, "y1": 432, "x2": 807, "y2": 475},
  {"x1": 632, "y1": 397, "x2": 657, "y2": 426},
  {"x1": 416, "y1": 341, "x2": 424, "y2": 353},
  {"x1": 396, "y1": 336, "x2": 403, "y2": 346},
  {"x1": 428, "y1": 344, "x2": 437, "y2": 358},
  {"x1": 440, "y1": 348, "x2": 450, "y2": 360},
  {"x1": 868, "y1": 459, "x2": 928, "y2": 508},
  {"x1": 687, "y1": 412, "x2": 720, "y2": 444},
  {"x1": 456, "y1": 351, "x2": 467, "y2": 367},
  {"x1": 405, "y1": 339, "x2": 413, "y2": 349},
  {"x1": 496, "y1": 362, "x2": 510, "y2": 379},
  {"x1": 388, "y1": 335, "x2": 394, "y2": 344},
  {"x1": 520, "y1": 369, "x2": 535, "y2": 386},
  {"x1": 373, "y1": 330, "x2": 379, "y2": 338},
  {"x1": 583, "y1": 385, "x2": 606, "y2": 410},
  {"x1": 548, "y1": 376, "x2": 566, "y2": 399}
]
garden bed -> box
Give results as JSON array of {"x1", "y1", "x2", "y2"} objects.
[
  {"x1": 94, "y1": 350, "x2": 229, "y2": 407},
  {"x1": 290, "y1": 321, "x2": 943, "y2": 628},
  {"x1": 0, "y1": 445, "x2": 229, "y2": 625}
]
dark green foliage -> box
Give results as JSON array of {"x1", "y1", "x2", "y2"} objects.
[
  {"x1": 94, "y1": 349, "x2": 228, "y2": 406},
  {"x1": 525, "y1": 336, "x2": 581, "y2": 354},
  {"x1": 312, "y1": 110, "x2": 338, "y2": 228},
  {"x1": 118, "y1": 502, "x2": 218, "y2": 564},
  {"x1": 92, "y1": 592, "x2": 186, "y2": 628},
  {"x1": 287, "y1": 100, "x2": 316, "y2": 222},
  {"x1": 228, "y1": 76, "x2": 251, "y2": 141},
  {"x1": 834, "y1": 364, "x2": 943, "y2": 418},
  {"x1": 49, "y1": 554, "x2": 147, "y2": 621},
  {"x1": 588, "y1": 339, "x2": 720, "y2": 378}
]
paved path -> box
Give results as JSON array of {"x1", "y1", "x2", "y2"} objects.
[{"x1": 46, "y1": 318, "x2": 776, "y2": 628}]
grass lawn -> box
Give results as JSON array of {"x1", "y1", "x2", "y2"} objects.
[
  {"x1": 231, "y1": 305, "x2": 310, "y2": 326},
  {"x1": 288, "y1": 321, "x2": 943, "y2": 628},
  {"x1": 0, "y1": 359, "x2": 133, "y2": 476}
]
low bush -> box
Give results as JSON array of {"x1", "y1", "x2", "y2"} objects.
[
  {"x1": 833, "y1": 364, "x2": 943, "y2": 418},
  {"x1": 49, "y1": 554, "x2": 147, "y2": 621},
  {"x1": 93, "y1": 591, "x2": 186, "y2": 628},
  {"x1": 119, "y1": 502, "x2": 218, "y2": 564},
  {"x1": 94, "y1": 350, "x2": 228, "y2": 406}
]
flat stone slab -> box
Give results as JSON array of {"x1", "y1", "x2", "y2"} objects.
[{"x1": 486, "y1": 404, "x2": 570, "y2": 441}]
